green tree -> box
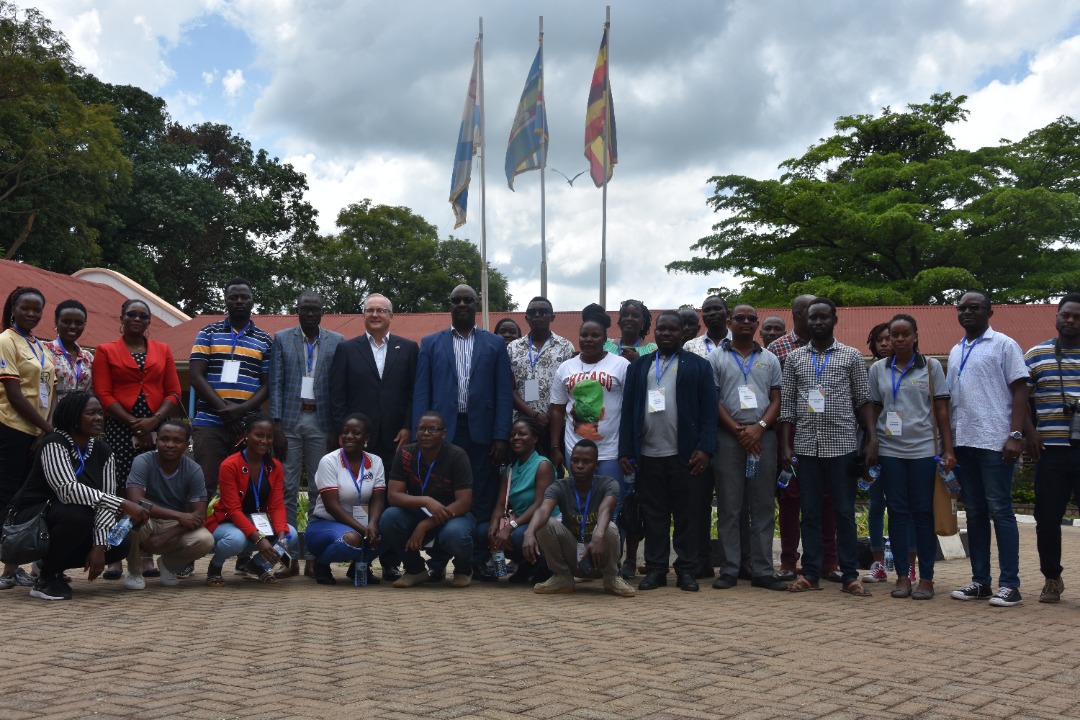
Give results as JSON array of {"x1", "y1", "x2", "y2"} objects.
[{"x1": 668, "y1": 93, "x2": 1080, "y2": 305}]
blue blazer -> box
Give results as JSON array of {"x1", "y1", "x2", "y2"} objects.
[
  {"x1": 619, "y1": 349, "x2": 718, "y2": 464},
  {"x1": 269, "y1": 325, "x2": 344, "y2": 433},
  {"x1": 412, "y1": 327, "x2": 514, "y2": 444}
]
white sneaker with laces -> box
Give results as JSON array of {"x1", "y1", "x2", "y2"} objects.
[{"x1": 123, "y1": 572, "x2": 146, "y2": 590}]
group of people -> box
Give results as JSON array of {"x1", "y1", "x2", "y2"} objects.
[{"x1": 1, "y1": 279, "x2": 1077, "y2": 608}]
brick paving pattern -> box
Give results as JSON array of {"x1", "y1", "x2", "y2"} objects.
[{"x1": 4, "y1": 523, "x2": 1080, "y2": 718}]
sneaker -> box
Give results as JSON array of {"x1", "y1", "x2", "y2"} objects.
[
  {"x1": 861, "y1": 561, "x2": 887, "y2": 583},
  {"x1": 604, "y1": 576, "x2": 637, "y2": 597},
  {"x1": 1039, "y1": 577, "x2": 1064, "y2": 604},
  {"x1": 234, "y1": 556, "x2": 252, "y2": 575},
  {"x1": 392, "y1": 571, "x2": 431, "y2": 588},
  {"x1": 158, "y1": 562, "x2": 179, "y2": 587},
  {"x1": 0, "y1": 574, "x2": 16, "y2": 589},
  {"x1": 908, "y1": 564, "x2": 917, "y2": 584},
  {"x1": 534, "y1": 574, "x2": 575, "y2": 594},
  {"x1": 450, "y1": 572, "x2": 472, "y2": 588},
  {"x1": 951, "y1": 581, "x2": 992, "y2": 601},
  {"x1": 176, "y1": 563, "x2": 194, "y2": 579},
  {"x1": 30, "y1": 575, "x2": 72, "y2": 601},
  {"x1": 123, "y1": 572, "x2": 146, "y2": 590},
  {"x1": 989, "y1": 586, "x2": 1023, "y2": 607}
]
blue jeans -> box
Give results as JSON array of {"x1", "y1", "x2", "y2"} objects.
[
  {"x1": 868, "y1": 465, "x2": 917, "y2": 553},
  {"x1": 305, "y1": 518, "x2": 384, "y2": 565},
  {"x1": 475, "y1": 520, "x2": 529, "y2": 561},
  {"x1": 597, "y1": 458, "x2": 627, "y2": 522},
  {"x1": 879, "y1": 456, "x2": 937, "y2": 580},
  {"x1": 378, "y1": 506, "x2": 474, "y2": 575},
  {"x1": 956, "y1": 446, "x2": 1020, "y2": 588},
  {"x1": 797, "y1": 453, "x2": 859, "y2": 584},
  {"x1": 210, "y1": 523, "x2": 299, "y2": 567}
]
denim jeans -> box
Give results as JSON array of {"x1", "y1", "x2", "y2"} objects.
[
  {"x1": 868, "y1": 464, "x2": 916, "y2": 553},
  {"x1": 210, "y1": 523, "x2": 299, "y2": 567},
  {"x1": 1034, "y1": 445, "x2": 1080, "y2": 579},
  {"x1": 475, "y1": 520, "x2": 529, "y2": 561},
  {"x1": 797, "y1": 453, "x2": 859, "y2": 584},
  {"x1": 955, "y1": 446, "x2": 1020, "y2": 588},
  {"x1": 378, "y1": 506, "x2": 474, "y2": 576},
  {"x1": 305, "y1": 518, "x2": 385, "y2": 565},
  {"x1": 879, "y1": 456, "x2": 937, "y2": 580}
]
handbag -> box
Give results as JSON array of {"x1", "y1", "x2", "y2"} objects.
[
  {"x1": 0, "y1": 501, "x2": 50, "y2": 565},
  {"x1": 928, "y1": 360, "x2": 959, "y2": 536}
]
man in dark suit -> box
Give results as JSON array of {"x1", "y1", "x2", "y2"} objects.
[{"x1": 412, "y1": 284, "x2": 513, "y2": 579}]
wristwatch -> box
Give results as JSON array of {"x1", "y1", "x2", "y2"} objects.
[
  {"x1": 757, "y1": 420, "x2": 768, "y2": 429},
  {"x1": 1008, "y1": 430, "x2": 1023, "y2": 441},
  {"x1": 509, "y1": 520, "x2": 519, "y2": 529}
]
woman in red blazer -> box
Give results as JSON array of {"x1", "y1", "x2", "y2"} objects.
[
  {"x1": 204, "y1": 413, "x2": 297, "y2": 586},
  {"x1": 92, "y1": 299, "x2": 182, "y2": 579}
]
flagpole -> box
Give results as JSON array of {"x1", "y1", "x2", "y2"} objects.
[
  {"x1": 599, "y1": 5, "x2": 610, "y2": 308},
  {"x1": 478, "y1": 17, "x2": 490, "y2": 331},
  {"x1": 539, "y1": 16, "x2": 548, "y2": 299}
]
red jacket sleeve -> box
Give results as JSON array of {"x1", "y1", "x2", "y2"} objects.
[
  {"x1": 267, "y1": 460, "x2": 288, "y2": 534},
  {"x1": 91, "y1": 342, "x2": 120, "y2": 410}
]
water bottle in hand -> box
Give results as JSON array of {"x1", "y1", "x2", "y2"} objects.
[
  {"x1": 106, "y1": 516, "x2": 133, "y2": 547},
  {"x1": 935, "y1": 456, "x2": 960, "y2": 494},
  {"x1": 858, "y1": 464, "x2": 881, "y2": 491},
  {"x1": 777, "y1": 456, "x2": 797, "y2": 488}
]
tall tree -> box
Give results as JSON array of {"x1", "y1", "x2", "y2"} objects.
[{"x1": 668, "y1": 93, "x2": 1080, "y2": 305}]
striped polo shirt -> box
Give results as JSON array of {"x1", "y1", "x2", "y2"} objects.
[
  {"x1": 1025, "y1": 339, "x2": 1080, "y2": 447},
  {"x1": 190, "y1": 319, "x2": 272, "y2": 426}
]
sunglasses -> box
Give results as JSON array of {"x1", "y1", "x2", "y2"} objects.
[
  {"x1": 449, "y1": 297, "x2": 476, "y2": 306},
  {"x1": 730, "y1": 314, "x2": 758, "y2": 324},
  {"x1": 525, "y1": 308, "x2": 551, "y2": 317},
  {"x1": 124, "y1": 311, "x2": 150, "y2": 321}
]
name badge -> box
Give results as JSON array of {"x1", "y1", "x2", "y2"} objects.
[
  {"x1": 352, "y1": 504, "x2": 369, "y2": 525},
  {"x1": 522, "y1": 378, "x2": 541, "y2": 403},
  {"x1": 576, "y1": 541, "x2": 586, "y2": 561},
  {"x1": 738, "y1": 385, "x2": 758, "y2": 410},
  {"x1": 220, "y1": 359, "x2": 241, "y2": 384},
  {"x1": 300, "y1": 376, "x2": 315, "y2": 400},
  {"x1": 250, "y1": 512, "x2": 273, "y2": 535},
  {"x1": 885, "y1": 411, "x2": 903, "y2": 436},
  {"x1": 808, "y1": 387, "x2": 826, "y2": 413},
  {"x1": 648, "y1": 388, "x2": 666, "y2": 413},
  {"x1": 38, "y1": 379, "x2": 50, "y2": 409}
]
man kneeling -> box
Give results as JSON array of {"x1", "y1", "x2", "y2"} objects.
[
  {"x1": 522, "y1": 440, "x2": 635, "y2": 597},
  {"x1": 123, "y1": 420, "x2": 215, "y2": 589}
]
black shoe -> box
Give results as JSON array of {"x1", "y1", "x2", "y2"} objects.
[
  {"x1": 750, "y1": 575, "x2": 789, "y2": 591},
  {"x1": 508, "y1": 561, "x2": 535, "y2": 584},
  {"x1": 472, "y1": 563, "x2": 497, "y2": 582},
  {"x1": 712, "y1": 574, "x2": 738, "y2": 590},
  {"x1": 428, "y1": 566, "x2": 446, "y2": 582},
  {"x1": 531, "y1": 564, "x2": 553, "y2": 585},
  {"x1": 738, "y1": 567, "x2": 753, "y2": 581},
  {"x1": 677, "y1": 573, "x2": 700, "y2": 592},
  {"x1": 314, "y1": 563, "x2": 336, "y2": 585},
  {"x1": 638, "y1": 572, "x2": 668, "y2": 590},
  {"x1": 381, "y1": 565, "x2": 402, "y2": 582},
  {"x1": 234, "y1": 555, "x2": 252, "y2": 575},
  {"x1": 176, "y1": 563, "x2": 195, "y2": 579},
  {"x1": 30, "y1": 575, "x2": 72, "y2": 601},
  {"x1": 695, "y1": 565, "x2": 716, "y2": 579}
]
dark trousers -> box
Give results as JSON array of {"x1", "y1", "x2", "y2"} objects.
[
  {"x1": 695, "y1": 466, "x2": 715, "y2": 570},
  {"x1": 639, "y1": 454, "x2": 700, "y2": 575},
  {"x1": 1035, "y1": 445, "x2": 1080, "y2": 579},
  {"x1": 0, "y1": 424, "x2": 36, "y2": 509},
  {"x1": 192, "y1": 424, "x2": 240, "y2": 499},
  {"x1": 778, "y1": 472, "x2": 839, "y2": 571},
  {"x1": 14, "y1": 503, "x2": 130, "y2": 576},
  {"x1": 453, "y1": 413, "x2": 496, "y2": 565},
  {"x1": 797, "y1": 453, "x2": 858, "y2": 584}
]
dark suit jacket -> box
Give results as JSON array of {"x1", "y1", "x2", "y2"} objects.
[
  {"x1": 328, "y1": 333, "x2": 418, "y2": 460},
  {"x1": 619, "y1": 349, "x2": 718, "y2": 464},
  {"x1": 412, "y1": 327, "x2": 513, "y2": 444}
]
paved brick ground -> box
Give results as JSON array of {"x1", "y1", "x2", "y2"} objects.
[{"x1": 4, "y1": 523, "x2": 1080, "y2": 719}]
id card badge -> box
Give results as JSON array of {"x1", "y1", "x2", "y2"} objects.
[
  {"x1": 250, "y1": 513, "x2": 273, "y2": 535},
  {"x1": 220, "y1": 359, "x2": 241, "y2": 384},
  {"x1": 300, "y1": 376, "x2": 316, "y2": 400},
  {"x1": 522, "y1": 378, "x2": 541, "y2": 403},
  {"x1": 648, "y1": 388, "x2": 666, "y2": 413},
  {"x1": 885, "y1": 411, "x2": 903, "y2": 436},
  {"x1": 351, "y1": 504, "x2": 369, "y2": 525},
  {"x1": 38, "y1": 379, "x2": 50, "y2": 409},
  {"x1": 576, "y1": 541, "x2": 586, "y2": 561},
  {"x1": 738, "y1": 385, "x2": 758, "y2": 410},
  {"x1": 808, "y1": 387, "x2": 826, "y2": 413}
]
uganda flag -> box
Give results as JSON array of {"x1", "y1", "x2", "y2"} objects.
[{"x1": 584, "y1": 25, "x2": 617, "y2": 187}]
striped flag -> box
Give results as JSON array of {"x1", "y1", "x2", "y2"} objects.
[
  {"x1": 584, "y1": 26, "x2": 617, "y2": 187},
  {"x1": 450, "y1": 41, "x2": 481, "y2": 228},
  {"x1": 505, "y1": 45, "x2": 548, "y2": 190}
]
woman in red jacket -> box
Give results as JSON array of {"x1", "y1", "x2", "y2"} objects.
[
  {"x1": 92, "y1": 299, "x2": 182, "y2": 578},
  {"x1": 203, "y1": 413, "x2": 297, "y2": 586}
]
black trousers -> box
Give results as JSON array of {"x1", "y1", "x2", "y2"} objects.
[
  {"x1": 1035, "y1": 445, "x2": 1080, "y2": 579},
  {"x1": 0, "y1": 423, "x2": 36, "y2": 509},
  {"x1": 639, "y1": 454, "x2": 700, "y2": 575},
  {"x1": 15, "y1": 503, "x2": 130, "y2": 576}
]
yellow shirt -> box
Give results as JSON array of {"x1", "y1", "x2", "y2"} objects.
[{"x1": 0, "y1": 327, "x2": 55, "y2": 436}]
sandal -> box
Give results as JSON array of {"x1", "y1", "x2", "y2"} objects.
[
  {"x1": 205, "y1": 575, "x2": 225, "y2": 587},
  {"x1": 787, "y1": 577, "x2": 822, "y2": 592},
  {"x1": 841, "y1": 580, "x2": 872, "y2": 597}
]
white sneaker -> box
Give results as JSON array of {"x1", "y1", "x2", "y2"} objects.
[
  {"x1": 158, "y1": 562, "x2": 179, "y2": 587},
  {"x1": 123, "y1": 572, "x2": 146, "y2": 590}
]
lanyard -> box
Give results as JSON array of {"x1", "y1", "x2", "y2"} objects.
[
  {"x1": 890, "y1": 354, "x2": 916, "y2": 400},
  {"x1": 811, "y1": 347, "x2": 833, "y2": 382},
  {"x1": 242, "y1": 449, "x2": 266, "y2": 512},
  {"x1": 73, "y1": 442, "x2": 88, "y2": 477},
  {"x1": 56, "y1": 340, "x2": 83, "y2": 385},
  {"x1": 527, "y1": 334, "x2": 548, "y2": 370},
  {"x1": 618, "y1": 338, "x2": 642, "y2": 352},
  {"x1": 13, "y1": 326, "x2": 45, "y2": 370},
  {"x1": 230, "y1": 322, "x2": 252, "y2": 359},
  {"x1": 574, "y1": 486, "x2": 593, "y2": 542},
  {"x1": 704, "y1": 337, "x2": 716, "y2": 355},
  {"x1": 340, "y1": 449, "x2": 367, "y2": 498},
  {"x1": 957, "y1": 336, "x2": 981, "y2": 377},
  {"x1": 732, "y1": 348, "x2": 758, "y2": 383},
  {"x1": 304, "y1": 336, "x2": 316, "y2": 375},
  {"x1": 416, "y1": 454, "x2": 436, "y2": 495},
  {"x1": 654, "y1": 354, "x2": 676, "y2": 384}
]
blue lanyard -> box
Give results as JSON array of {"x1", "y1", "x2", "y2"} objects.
[
  {"x1": 654, "y1": 354, "x2": 676, "y2": 384},
  {"x1": 890, "y1": 354, "x2": 916, "y2": 400},
  {"x1": 13, "y1": 326, "x2": 45, "y2": 370},
  {"x1": 73, "y1": 442, "x2": 87, "y2": 477},
  {"x1": 416, "y1": 454, "x2": 436, "y2": 495},
  {"x1": 732, "y1": 348, "x2": 758, "y2": 383},
  {"x1": 704, "y1": 337, "x2": 716, "y2": 354},
  {"x1": 230, "y1": 322, "x2": 252, "y2": 359},
  {"x1": 242, "y1": 450, "x2": 266, "y2": 512},
  {"x1": 304, "y1": 336, "x2": 316, "y2": 374},
  {"x1": 957, "y1": 336, "x2": 981, "y2": 377},
  {"x1": 811, "y1": 348, "x2": 833, "y2": 381},
  {"x1": 527, "y1": 334, "x2": 548, "y2": 369},
  {"x1": 574, "y1": 486, "x2": 593, "y2": 542},
  {"x1": 56, "y1": 340, "x2": 82, "y2": 385},
  {"x1": 340, "y1": 449, "x2": 367, "y2": 498}
]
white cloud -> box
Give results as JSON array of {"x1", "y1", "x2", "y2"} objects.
[
  {"x1": 201, "y1": 69, "x2": 216, "y2": 85},
  {"x1": 222, "y1": 68, "x2": 245, "y2": 98}
]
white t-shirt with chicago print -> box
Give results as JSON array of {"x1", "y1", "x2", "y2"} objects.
[{"x1": 550, "y1": 352, "x2": 629, "y2": 461}]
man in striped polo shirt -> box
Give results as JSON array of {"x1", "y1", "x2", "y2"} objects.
[
  {"x1": 1024, "y1": 293, "x2": 1080, "y2": 603},
  {"x1": 190, "y1": 278, "x2": 274, "y2": 500}
]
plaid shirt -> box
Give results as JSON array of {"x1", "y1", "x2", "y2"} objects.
[
  {"x1": 779, "y1": 338, "x2": 871, "y2": 458},
  {"x1": 767, "y1": 330, "x2": 808, "y2": 369}
]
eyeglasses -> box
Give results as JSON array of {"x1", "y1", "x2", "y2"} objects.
[
  {"x1": 449, "y1": 296, "x2": 476, "y2": 306},
  {"x1": 124, "y1": 311, "x2": 150, "y2": 321},
  {"x1": 730, "y1": 314, "x2": 758, "y2": 324},
  {"x1": 364, "y1": 308, "x2": 391, "y2": 316},
  {"x1": 956, "y1": 304, "x2": 984, "y2": 313},
  {"x1": 525, "y1": 308, "x2": 551, "y2": 317},
  {"x1": 416, "y1": 426, "x2": 445, "y2": 435}
]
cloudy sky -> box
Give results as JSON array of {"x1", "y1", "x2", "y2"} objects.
[{"x1": 15, "y1": 0, "x2": 1080, "y2": 317}]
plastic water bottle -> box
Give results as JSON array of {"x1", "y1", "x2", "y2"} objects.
[
  {"x1": 250, "y1": 534, "x2": 292, "y2": 577},
  {"x1": 492, "y1": 549, "x2": 508, "y2": 578},
  {"x1": 624, "y1": 472, "x2": 636, "y2": 491},
  {"x1": 777, "y1": 456, "x2": 797, "y2": 489},
  {"x1": 745, "y1": 455, "x2": 761, "y2": 479},
  {"x1": 858, "y1": 464, "x2": 881, "y2": 491},
  {"x1": 106, "y1": 516, "x2": 133, "y2": 547},
  {"x1": 935, "y1": 456, "x2": 961, "y2": 494},
  {"x1": 354, "y1": 544, "x2": 368, "y2": 588},
  {"x1": 884, "y1": 536, "x2": 894, "y2": 573}
]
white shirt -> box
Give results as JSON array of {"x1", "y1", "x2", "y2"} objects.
[
  {"x1": 550, "y1": 353, "x2": 629, "y2": 461},
  {"x1": 367, "y1": 333, "x2": 388, "y2": 378},
  {"x1": 312, "y1": 450, "x2": 386, "y2": 520},
  {"x1": 946, "y1": 327, "x2": 1028, "y2": 451}
]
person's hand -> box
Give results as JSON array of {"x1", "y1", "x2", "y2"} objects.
[
  {"x1": 84, "y1": 545, "x2": 106, "y2": 581},
  {"x1": 132, "y1": 416, "x2": 159, "y2": 436},
  {"x1": 548, "y1": 448, "x2": 564, "y2": 472},
  {"x1": 493, "y1": 523, "x2": 513, "y2": 551},
  {"x1": 365, "y1": 522, "x2": 380, "y2": 546},
  {"x1": 864, "y1": 437, "x2": 879, "y2": 469},
  {"x1": 620, "y1": 348, "x2": 640, "y2": 362},
  {"x1": 425, "y1": 497, "x2": 452, "y2": 524},
  {"x1": 218, "y1": 403, "x2": 245, "y2": 423},
  {"x1": 141, "y1": 532, "x2": 168, "y2": 554},
  {"x1": 394, "y1": 428, "x2": 411, "y2": 449},
  {"x1": 405, "y1": 525, "x2": 428, "y2": 552},
  {"x1": 1025, "y1": 431, "x2": 1044, "y2": 462},
  {"x1": 486, "y1": 521, "x2": 499, "y2": 545},
  {"x1": 1002, "y1": 437, "x2": 1023, "y2": 463},
  {"x1": 119, "y1": 499, "x2": 150, "y2": 525},
  {"x1": 256, "y1": 537, "x2": 280, "y2": 565},
  {"x1": 273, "y1": 422, "x2": 288, "y2": 461},
  {"x1": 587, "y1": 534, "x2": 606, "y2": 567},
  {"x1": 489, "y1": 440, "x2": 509, "y2": 464},
  {"x1": 176, "y1": 512, "x2": 203, "y2": 530},
  {"x1": 688, "y1": 451, "x2": 710, "y2": 476},
  {"x1": 618, "y1": 457, "x2": 635, "y2": 477},
  {"x1": 522, "y1": 533, "x2": 539, "y2": 564},
  {"x1": 779, "y1": 446, "x2": 796, "y2": 474},
  {"x1": 533, "y1": 411, "x2": 550, "y2": 430},
  {"x1": 940, "y1": 450, "x2": 958, "y2": 474}
]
